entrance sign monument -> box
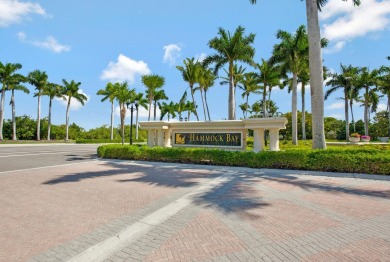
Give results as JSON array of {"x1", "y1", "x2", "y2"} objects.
[{"x1": 139, "y1": 118, "x2": 287, "y2": 152}]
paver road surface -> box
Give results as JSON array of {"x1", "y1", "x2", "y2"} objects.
[{"x1": 0, "y1": 144, "x2": 389, "y2": 261}]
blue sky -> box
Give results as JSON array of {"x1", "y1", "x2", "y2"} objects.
[{"x1": 1, "y1": 0, "x2": 390, "y2": 130}]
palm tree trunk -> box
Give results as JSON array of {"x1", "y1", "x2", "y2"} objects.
[
  {"x1": 0, "y1": 88, "x2": 5, "y2": 140},
  {"x1": 154, "y1": 101, "x2": 157, "y2": 121},
  {"x1": 110, "y1": 101, "x2": 114, "y2": 140},
  {"x1": 245, "y1": 95, "x2": 249, "y2": 119},
  {"x1": 190, "y1": 85, "x2": 199, "y2": 121},
  {"x1": 350, "y1": 99, "x2": 356, "y2": 132},
  {"x1": 11, "y1": 90, "x2": 16, "y2": 140},
  {"x1": 65, "y1": 99, "x2": 70, "y2": 141},
  {"x1": 204, "y1": 91, "x2": 211, "y2": 121},
  {"x1": 387, "y1": 95, "x2": 390, "y2": 137},
  {"x1": 302, "y1": 82, "x2": 306, "y2": 140},
  {"x1": 148, "y1": 99, "x2": 152, "y2": 121},
  {"x1": 292, "y1": 73, "x2": 298, "y2": 145},
  {"x1": 364, "y1": 88, "x2": 369, "y2": 136},
  {"x1": 37, "y1": 95, "x2": 41, "y2": 140},
  {"x1": 344, "y1": 92, "x2": 349, "y2": 141},
  {"x1": 262, "y1": 85, "x2": 267, "y2": 118},
  {"x1": 136, "y1": 109, "x2": 139, "y2": 139},
  {"x1": 120, "y1": 104, "x2": 125, "y2": 145},
  {"x1": 200, "y1": 89, "x2": 207, "y2": 121},
  {"x1": 48, "y1": 98, "x2": 52, "y2": 141},
  {"x1": 306, "y1": 0, "x2": 326, "y2": 149},
  {"x1": 228, "y1": 62, "x2": 236, "y2": 120}
]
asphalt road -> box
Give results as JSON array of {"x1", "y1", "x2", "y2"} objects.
[{"x1": 0, "y1": 144, "x2": 100, "y2": 172}]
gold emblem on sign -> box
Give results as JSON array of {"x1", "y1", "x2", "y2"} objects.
[{"x1": 175, "y1": 134, "x2": 185, "y2": 144}]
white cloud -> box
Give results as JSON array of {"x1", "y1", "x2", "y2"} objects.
[
  {"x1": 378, "y1": 103, "x2": 388, "y2": 111},
  {"x1": 115, "y1": 104, "x2": 160, "y2": 120},
  {"x1": 163, "y1": 44, "x2": 181, "y2": 66},
  {"x1": 17, "y1": 31, "x2": 70, "y2": 53},
  {"x1": 320, "y1": 0, "x2": 390, "y2": 53},
  {"x1": 323, "y1": 41, "x2": 346, "y2": 54},
  {"x1": 0, "y1": 0, "x2": 47, "y2": 27},
  {"x1": 55, "y1": 89, "x2": 90, "y2": 111},
  {"x1": 326, "y1": 102, "x2": 344, "y2": 110},
  {"x1": 195, "y1": 53, "x2": 207, "y2": 62},
  {"x1": 101, "y1": 54, "x2": 151, "y2": 83}
]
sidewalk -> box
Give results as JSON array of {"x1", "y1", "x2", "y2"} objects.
[{"x1": 1, "y1": 160, "x2": 389, "y2": 261}]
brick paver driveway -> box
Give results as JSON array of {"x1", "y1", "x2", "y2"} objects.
[{"x1": 1, "y1": 157, "x2": 389, "y2": 261}]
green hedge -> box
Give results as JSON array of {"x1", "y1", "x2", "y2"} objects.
[
  {"x1": 97, "y1": 145, "x2": 390, "y2": 175},
  {"x1": 76, "y1": 139, "x2": 145, "y2": 144}
]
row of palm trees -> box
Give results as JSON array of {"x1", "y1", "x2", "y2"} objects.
[
  {"x1": 326, "y1": 61, "x2": 390, "y2": 139},
  {"x1": 0, "y1": 62, "x2": 87, "y2": 141}
]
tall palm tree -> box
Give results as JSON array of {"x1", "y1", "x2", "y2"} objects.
[
  {"x1": 97, "y1": 82, "x2": 118, "y2": 140},
  {"x1": 113, "y1": 82, "x2": 134, "y2": 145},
  {"x1": 249, "y1": 0, "x2": 360, "y2": 149},
  {"x1": 272, "y1": 25, "x2": 309, "y2": 145},
  {"x1": 61, "y1": 79, "x2": 87, "y2": 142},
  {"x1": 159, "y1": 101, "x2": 177, "y2": 121},
  {"x1": 28, "y1": 70, "x2": 49, "y2": 141},
  {"x1": 141, "y1": 74, "x2": 165, "y2": 121},
  {"x1": 133, "y1": 92, "x2": 148, "y2": 139},
  {"x1": 356, "y1": 67, "x2": 379, "y2": 136},
  {"x1": 325, "y1": 64, "x2": 358, "y2": 141},
  {"x1": 204, "y1": 26, "x2": 255, "y2": 120},
  {"x1": 9, "y1": 82, "x2": 29, "y2": 140},
  {"x1": 378, "y1": 63, "x2": 390, "y2": 136},
  {"x1": 0, "y1": 62, "x2": 24, "y2": 141},
  {"x1": 43, "y1": 83, "x2": 64, "y2": 140},
  {"x1": 153, "y1": 89, "x2": 168, "y2": 121},
  {"x1": 196, "y1": 66, "x2": 216, "y2": 121},
  {"x1": 240, "y1": 72, "x2": 261, "y2": 119},
  {"x1": 176, "y1": 58, "x2": 201, "y2": 121},
  {"x1": 255, "y1": 58, "x2": 281, "y2": 118}
]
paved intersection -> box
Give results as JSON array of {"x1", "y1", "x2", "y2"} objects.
[{"x1": 0, "y1": 144, "x2": 389, "y2": 261}]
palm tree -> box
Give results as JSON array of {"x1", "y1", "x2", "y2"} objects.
[
  {"x1": 153, "y1": 89, "x2": 168, "y2": 121},
  {"x1": 255, "y1": 58, "x2": 281, "y2": 119},
  {"x1": 272, "y1": 25, "x2": 309, "y2": 145},
  {"x1": 61, "y1": 79, "x2": 87, "y2": 141},
  {"x1": 356, "y1": 67, "x2": 379, "y2": 136},
  {"x1": 43, "y1": 83, "x2": 63, "y2": 140},
  {"x1": 159, "y1": 101, "x2": 177, "y2": 121},
  {"x1": 325, "y1": 64, "x2": 358, "y2": 141},
  {"x1": 8, "y1": 80, "x2": 29, "y2": 140},
  {"x1": 133, "y1": 92, "x2": 148, "y2": 139},
  {"x1": 240, "y1": 72, "x2": 261, "y2": 119},
  {"x1": 113, "y1": 82, "x2": 134, "y2": 145},
  {"x1": 219, "y1": 64, "x2": 246, "y2": 99},
  {"x1": 196, "y1": 66, "x2": 216, "y2": 121},
  {"x1": 183, "y1": 101, "x2": 197, "y2": 120},
  {"x1": 28, "y1": 70, "x2": 49, "y2": 140},
  {"x1": 97, "y1": 82, "x2": 118, "y2": 140},
  {"x1": 378, "y1": 63, "x2": 390, "y2": 136},
  {"x1": 141, "y1": 74, "x2": 165, "y2": 121},
  {"x1": 204, "y1": 26, "x2": 255, "y2": 120},
  {"x1": 0, "y1": 62, "x2": 24, "y2": 141},
  {"x1": 176, "y1": 58, "x2": 201, "y2": 121},
  {"x1": 249, "y1": 0, "x2": 360, "y2": 149},
  {"x1": 239, "y1": 103, "x2": 250, "y2": 118}
]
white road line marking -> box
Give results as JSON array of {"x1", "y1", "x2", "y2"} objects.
[
  {"x1": 0, "y1": 150, "x2": 95, "y2": 158},
  {"x1": 0, "y1": 160, "x2": 97, "y2": 174}
]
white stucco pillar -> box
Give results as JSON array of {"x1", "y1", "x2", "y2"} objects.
[
  {"x1": 147, "y1": 130, "x2": 155, "y2": 147},
  {"x1": 269, "y1": 128, "x2": 280, "y2": 151},
  {"x1": 253, "y1": 128, "x2": 265, "y2": 152},
  {"x1": 157, "y1": 130, "x2": 164, "y2": 146},
  {"x1": 164, "y1": 129, "x2": 171, "y2": 147}
]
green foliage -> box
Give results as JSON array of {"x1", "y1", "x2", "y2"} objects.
[
  {"x1": 98, "y1": 144, "x2": 390, "y2": 175},
  {"x1": 76, "y1": 138, "x2": 144, "y2": 144}
]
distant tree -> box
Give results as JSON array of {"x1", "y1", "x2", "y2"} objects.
[
  {"x1": 378, "y1": 62, "x2": 390, "y2": 136},
  {"x1": 114, "y1": 82, "x2": 135, "y2": 145},
  {"x1": 196, "y1": 66, "x2": 216, "y2": 121},
  {"x1": 28, "y1": 70, "x2": 49, "y2": 140},
  {"x1": 0, "y1": 62, "x2": 24, "y2": 140},
  {"x1": 204, "y1": 26, "x2": 255, "y2": 120},
  {"x1": 97, "y1": 82, "x2": 118, "y2": 140},
  {"x1": 159, "y1": 101, "x2": 177, "y2": 121},
  {"x1": 133, "y1": 92, "x2": 148, "y2": 139},
  {"x1": 43, "y1": 83, "x2": 63, "y2": 140},
  {"x1": 176, "y1": 58, "x2": 201, "y2": 121},
  {"x1": 61, "y1": 79, "x2": 88, "y2": 141},
  {"x1": 153, "y1": 89, "x2": 168, "y2": 121},
  {"x1": 142, "y1": 74, "x2": 165, "y2": 121},
  {"x1": 240, "y1": 72, "x2": 260, "y2": 119}
]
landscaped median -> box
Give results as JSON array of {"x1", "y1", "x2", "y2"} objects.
[{"x1": 97, "y1": 144, "x2": 390, "y2": 175}]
